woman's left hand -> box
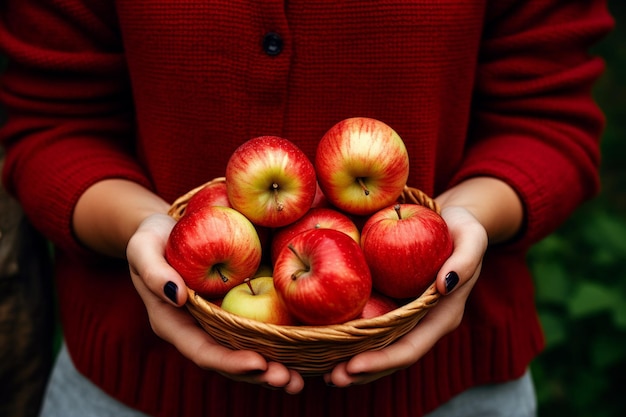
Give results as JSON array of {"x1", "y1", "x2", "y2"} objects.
[
  {"x1": 323, "y1": 204, "x2": 487, "y2": 386},
  {"x1": 323, "y1": 176, "x2": 523, "y2": 386}
]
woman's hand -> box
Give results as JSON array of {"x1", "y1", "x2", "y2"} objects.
[
  {"x1": 323, "y1": 176, "x2": 523, "y2": 387},
  {"x1": 126, "y1": 213, "x2": 306, "y2": 394},
  {"x1": 73, "y1": 179, "x2": 305, "y2": 394},
  {"x1": 323, "y1": 205, "x2": 487, "y2": 386}
]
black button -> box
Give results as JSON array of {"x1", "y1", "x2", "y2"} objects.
[{"x1": 262, "y1": 32, "x2": 283, "y2": 56}]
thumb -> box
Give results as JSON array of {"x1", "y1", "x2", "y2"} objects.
[
  {"x1": 127, "y1": 213, "x2": 189, "y2": 307},
  {"x1": 435, "y1": 206, "x2": 488, "y2": 295}
]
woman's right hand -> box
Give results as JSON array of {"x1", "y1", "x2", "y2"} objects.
[
  {"x1": 73, "y1": 179, "x2": 304, "y2": 392},
  {"x1": 126, "y1": 213, "x2": 305, "y2": 394}
]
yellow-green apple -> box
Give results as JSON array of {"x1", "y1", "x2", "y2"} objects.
[
  {"x1": 273, "y1": 228, "x2": 372, "y2": 325},
  {"x1": 221, "y1": 277, "x2": 296, "y2": 325},
  {"x1": 225, "y1": 136, "x2": 317, "y2": 228},
  {"x1": 358, "y1": 291, "x2": 399, "y2": 319},
  {"x1": 184, "y1": 180, "x2": 231, "y2": 215},
  {"x1": 361, "y1": 204, "x2": 453, "y2": 298},
  {"x1": 165, "y1": 205, "x2": 262, "y2": 298},
  {"x1": 270, "y1": 207, "x2": 360, "y2": 264},
  {"x1": 314, "y1": 117, "x2": 410, "y2": 216}
]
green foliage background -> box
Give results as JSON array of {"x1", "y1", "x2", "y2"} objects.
[{"x1": 529, "y1": 1, "x2": 626, "y2": 416}]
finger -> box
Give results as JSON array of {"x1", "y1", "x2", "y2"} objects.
[
  {"x1": 338, "y1": 337, "x2": 421, "y2": 383},
  {"x1": 127, "y1": 214, "x2": 189, "y2": 306},
  {"x1": 435, "y1": 206, "x2": 487, "y2": 295},
  {"x1": 282, "y1": 369, "x2": 305, "y2": 394},
  {"x1": 254, "y1": 362, "x2": 305, "y2": 393},
  {"x1": 324, "y1": 362, "x2": 351, "y2": 387},
  {"x1": 339, "y1": 275, "x2": 480, "y2": 380},
  {"x1": 142, "y1": 284, "x2": 270, "y2": 375}
]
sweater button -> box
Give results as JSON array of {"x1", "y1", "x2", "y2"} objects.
[{"x1": 262, "y1": 32, "x2": 283, "y2": 56}]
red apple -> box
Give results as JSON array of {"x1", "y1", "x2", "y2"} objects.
[
  {"x1": 185, "y1": 180, "x2": 231, "y2": 215},
  {"x1": 314, "y1": 117, "x2": 410, "y2": 216},
  {"x1": 273, "y1": 228, "x2": 372, "y2": 325},
  {"x1": 270, "y1": 207, "x2": 361, "y2": 264},
  {"x1": 165, "y1": 205, "x2": 262, "y2": 298},
  {"x1": 311, "y1": 181, "x2": 330, "y2": 208},
  {"x1": 208, "y1": 298, "x2": 223, "y2": 307},
  {"x1": 358, "y1": 291, "x2": 399, "y2": 319},
  {"x1": 221, "y1": 277, "x2": 296, "y2": 325},
  {"x1": 361, "y1": 204, "x2": 452, "y2": 298},
  {"x1": 180, "y1": 180, "x2": 273, "y2": 257},
  {"x1": 225, "y1": 136, "x2": 317, "y2": 228}
]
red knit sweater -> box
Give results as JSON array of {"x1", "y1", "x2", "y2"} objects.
[{"x1": 0, "y1": 1, "x2": 613, "y2": 416}]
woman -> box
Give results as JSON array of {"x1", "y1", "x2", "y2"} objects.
[{"x1": 0, "y1": 1, "x2": 613, "y2": 416}]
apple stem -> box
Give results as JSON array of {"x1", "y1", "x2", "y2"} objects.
[
  {"x1": 357, "y1": 177, "x2": 370, "y2": 196},
  {"x1": 287, "y1": 243, "x2": 310, "y2": 280},
  {"x1": 272, "y1": 183, "x2": 284, "y2": 211},
  {"x1": 244, "y1": 278, "x2": 255, "y2": 295},
  {"x1": 394, "y1": 204, "x2": 402, "y2": 219},
  {"x1": 215, "y1": 266, "x2": 229, "y2": 283}
]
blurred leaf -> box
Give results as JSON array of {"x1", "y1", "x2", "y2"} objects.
[
  {"x1": 532, "y1": 234, "x2": 571, "y2": 257},
  {"x1": 570, "y1": 369, "x2": 610, "y2": 411},
  {"x1": 567, "y1": 281, "x2": 619, "y2": 318},
  {"x1": 538, "y1": 311, "x2": 568, "y2": 349},
  {"x1": 591, "y1": 333, "x2": 626, "y2": 369},
  {"x1": 612, "y1": 301, "x2": 626, "y2": 330},
  {"x1": 581, "y1": 214, "x2": 626, "y2": 259},
  {"x1": 533, "y1": 260, "x2": 571, "y2": 304}
]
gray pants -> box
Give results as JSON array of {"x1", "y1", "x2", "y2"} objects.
[{"x1": 40, "y1": 343, "x2": 536, "y2": 417}]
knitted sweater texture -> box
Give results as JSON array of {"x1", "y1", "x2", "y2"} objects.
[{"x1": 0, "y1": 1, "x2": 613, "y2": 416}]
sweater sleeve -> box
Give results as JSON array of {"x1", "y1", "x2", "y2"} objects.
[
  {"x1": 452, "y1": 0, "x2": 614, "y2": 247},
  {"x1": 0, "y1": 0, "x2": 152, "y2": 256}
]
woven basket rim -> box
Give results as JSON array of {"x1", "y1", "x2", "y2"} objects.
[
  {"x1": 169, "y1": 177, "x2": 443, "y2": 373},
  {"x1": 187, "y1": 281, "x2": 439, "y2": 340}
]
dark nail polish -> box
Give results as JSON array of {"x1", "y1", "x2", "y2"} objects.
[
  {"x1": 164, "y1": 281, "x2": 178, "y2": 304},
  {"x1": 444, "y1": 271, "x2": 459, "y2": 294}
]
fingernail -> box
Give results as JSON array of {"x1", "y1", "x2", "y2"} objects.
[
  {"x1": 444, "y1": 271, "x2": 459, "y2": 294},
  {"x1": 164, "y1": 281, "x2": 178, "y2": 304}
]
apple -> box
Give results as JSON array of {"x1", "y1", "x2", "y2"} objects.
[
  {"x1": 314, "y1": 117, "x2": 410, "y2": 216},
  {"x1": 311, "y1": 181, "x2": 330, "y2": 208},
  {"x1": 209, "y1": 299, "x2": 223, "y2": 307},
  {"x1": 225, "y1": 136, "x2": 317, "y2": 228},
  {"x1": 270, "y1": 207, "x2": 361, "y2": 264},
  {"x1": 165, "y1": 205, "x2": 262, "y2": 298},
  {"x1": 360, "y1": 204, "x2": 453, "y2": 299},
  {"x1": 221, "y1": 277, "x2": 296, "y2": 325},
  {"x1": 273, "y1": 228, "x2": 372, "y2": 325},
  {"x1": 358, "y1": 291, "x2": 399, "y2": 319},
  {"x1": 184, "y1": 179, "x2": 231, "y2": 215},
  {"x1": 179, "y1": 180, "x2": 273, "y2": 256}
]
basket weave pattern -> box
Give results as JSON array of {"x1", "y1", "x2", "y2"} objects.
[{"x1": 168, "y1": 178, "x2": 441, "y2": 375}]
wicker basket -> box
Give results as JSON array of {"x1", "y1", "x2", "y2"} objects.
[{"x1": 168, "y1": 177, "x2": 442, "y2": 375}]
